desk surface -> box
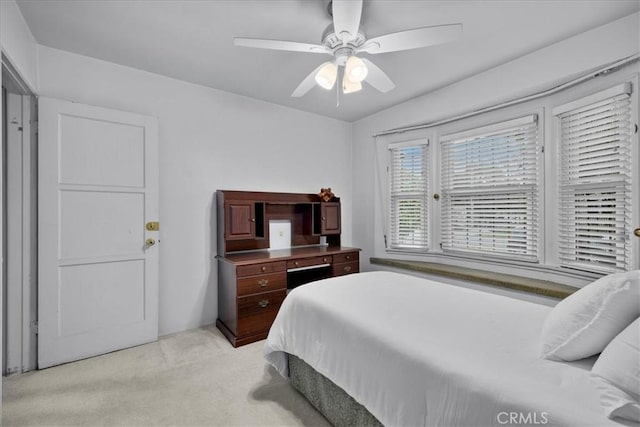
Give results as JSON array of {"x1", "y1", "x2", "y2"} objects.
[{"x1": 219, "y1": 246, "x2": 361, "y2": 266}]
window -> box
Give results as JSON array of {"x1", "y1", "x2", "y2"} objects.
[
  {"x1": 440, "y1": 115, "x2": 540, "y2": 260},
  {"x1": 389, "y1": 142, "x2": 429, "y2": 251},
  {"x1": 380, "y1": 78, "x2": 637, "y2": 278},
  {"x1": 555, "y1": 84, "x2": 632, "y2": 273}
]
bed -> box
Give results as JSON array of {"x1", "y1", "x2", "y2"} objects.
[{"x1": 264, "y1": 271, "x2": 635, "y2": 426}]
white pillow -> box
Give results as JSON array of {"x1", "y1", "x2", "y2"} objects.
[
  {"x1": 539, "y1": 270, "x2": 640, "y2": 361},
  {"x1": 591, "y1": 318, "x2": 640, "y2": 422}
]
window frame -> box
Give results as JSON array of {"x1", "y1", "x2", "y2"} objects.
[
  {"x1": 387, "y1": 139, "x2": 430, "y2": 252},
  {"x1": 376, "y1": 71, "x2": 639, "y2": 284},
  {"x1": 553, "y1": 83, "x2": 634, "y2": 274},
  {"x1": 439, "y1": 114, "x2": 541, "y2": 262}
]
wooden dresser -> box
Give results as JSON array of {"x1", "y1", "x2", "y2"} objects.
[{"x1": 215, "y1": 190, "x2": 360, "y2": 347}]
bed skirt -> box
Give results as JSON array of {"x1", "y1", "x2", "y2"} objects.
[{"x1": 288, "y1": 353, "x2": 383, "y2": 427}]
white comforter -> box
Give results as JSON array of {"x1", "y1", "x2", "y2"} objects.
[{"x1": 264, "y1": 271, "x2": 626, "y2": 427}]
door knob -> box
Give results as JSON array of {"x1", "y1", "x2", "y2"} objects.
[
  {"x1": 145, "y1": 238, "x2": 156, "y2": 246},
  {"x1": 634, "y1": 228, "x2": 640, "y2": 238}
]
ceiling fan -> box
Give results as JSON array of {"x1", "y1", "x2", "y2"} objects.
[{"x1": 234, "y1": 0, "x2": 462, "y2": 98}]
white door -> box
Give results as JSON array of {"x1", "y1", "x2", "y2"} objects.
[{"x1": 38, "y1": 98, "x2": 159, "y2": 368}]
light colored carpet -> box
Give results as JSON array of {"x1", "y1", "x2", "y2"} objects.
[{"x1": 2, "y1": 326, "x2": 330, "y2": 426}]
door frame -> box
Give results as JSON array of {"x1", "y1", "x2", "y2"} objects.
[{"x1": 2, "y1": 53, "x2": 38, "y2": 374}]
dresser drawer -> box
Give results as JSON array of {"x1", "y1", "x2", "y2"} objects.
[
  {"x1": 237, "y1": 272, "x2": 286, "y2": 296},
  {"x1": 332, "y1": 261, "x2": 359, "y2": 277},
  {"x1": 237, "y1": 290, "x2": 286, "y2": 337},
  {"x1": 237, "y1": 261, "x2": 286, "y2": 277},
  {"x1": 333, "y1": 252, "x2": 359, "y2": 264},
  {"x1": 287, "y1": 256, "x2": 331, "y2": 270}
]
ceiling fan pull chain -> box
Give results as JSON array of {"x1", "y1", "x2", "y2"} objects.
[{"x1": 336, "y1": 66, "x2": 342, "y2": 107}]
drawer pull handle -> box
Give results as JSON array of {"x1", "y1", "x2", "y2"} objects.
[
  {"x1": 258, "y1": 299, "x2": 269, "y2": 308},
  {"x1": 294, "y1": 261, "x2": 299, "y2": 267},
  {"x1": 261, "y1": 266, "x2": 267, "y2": 272},
  {"x1": 345, "y1": 255, "x2": 351, "y2": 260},
  {"x1": 323, "y1": 258, "x2": 328, "y2": 263},
  {"x1": 344, "y1": 265, "x2": 352, "y2": 272},
  {"x1": 258, "y1": 279, "x2": 269, "y2": 287}
]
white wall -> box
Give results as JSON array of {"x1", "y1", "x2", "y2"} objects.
[
  {"x1": 36, "y1": 46, "x2": 353, "y2": 335},
  {"x1": 0, "y1": 0, "x2": 38, "y2": 92},
  {"x1": 352, "y1": 13, "x2": 640, "y2": 285}
]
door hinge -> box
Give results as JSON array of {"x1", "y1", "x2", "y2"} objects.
[{"x1": 30, "y1": 320, "x2": 38, "y2": 334}]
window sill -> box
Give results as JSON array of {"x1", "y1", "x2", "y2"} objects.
[{"x1": 370, "y1": 257, "x2": 578, "y2": 299}]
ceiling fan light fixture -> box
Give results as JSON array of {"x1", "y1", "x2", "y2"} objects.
[
  {"x1": 315, "y1": 62, "x2": 338, "y2": 90},
  {"x1": 342, "y1": 75, "x2": 362, "y2": 94},
  {"x1": 345, "y1": 55, "x2": 368, "y2": 83}
]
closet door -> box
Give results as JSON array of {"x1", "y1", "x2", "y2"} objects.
[{"x1": 38, "y1": 97, "x2": 159, "y2": 368}]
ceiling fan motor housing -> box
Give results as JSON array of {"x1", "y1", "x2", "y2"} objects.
[
  {"x1": 321, "y1": 24, "x2": 367, "y2": 53},
  {"x1": 334, "y1": 47, "x2": 355, "y2": 65}
]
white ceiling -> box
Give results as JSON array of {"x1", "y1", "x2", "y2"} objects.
[{"x1": 17, "y1": 0, "x2": 640, "y2": 122}]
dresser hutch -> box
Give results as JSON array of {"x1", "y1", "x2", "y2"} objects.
[{"x1": 216, "y1": 190, "x2": 360, "y2": 347}]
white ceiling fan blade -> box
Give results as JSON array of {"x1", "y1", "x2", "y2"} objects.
[
  {"x1": 234, "y1": 37, "x2": 329, "y2": 54},
  {"x1": 358, "y1": 23, "x2": 462, "y2": 54},
  {"x1": 332, "y1": 0, "x2": 363, "y2": 42},
  {"x1": 361, "y1": 58, "x2": 395, "y2": 93},
  {"x1": 291, "y1": 63, "x2": 328, "y2": 98}
]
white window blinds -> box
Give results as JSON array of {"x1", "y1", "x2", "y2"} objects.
[
  {"x1": 389, "y1": 142, "x2": 429, "y2": 251},
  {"x1": 555, "y1": 84, "x2": 632, "y2": 274},
  {"x1": 440, "y1": 115, "x2": 540, "y2": 260}
]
